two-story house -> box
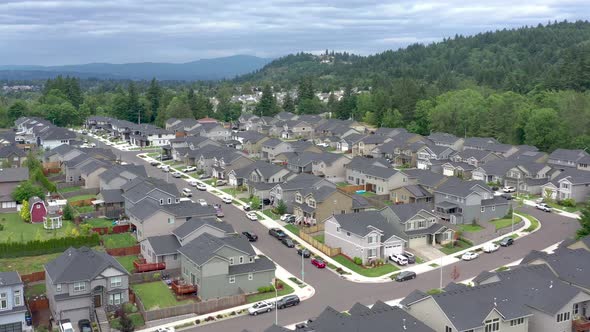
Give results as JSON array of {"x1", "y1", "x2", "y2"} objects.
[
  {"x1": 292, "y1": 185, "x2": 354, "y2": 226},
  {"x1": 269, "y1": 174, "x2": 334, "y2": 213},
  {"x1": 276, "y1": 152, "x2": 317, "y2": 174},
  {"x1": 415, "y1": 144, "x2": 455, "y2": 170},
  {"x1": 548, "y1": 148, "x2": 590, "y2": 171},
  {"x1": 0, "y1": 271, "x2": 28, "y2": 332},
  {"x1": 541, "y1": 168, "x2": 590, "y2": 203},
  {"x1": 228, "y1": 160, "x2": 291, "y2": 189},
  {"x1": 190, "y1": 122, "x2": 231, "y2": 142},
  {"x1": 121, "y1": 177, "x2": 180, "y2": 214},
  {"x1": 390, "y1": 169, "x2": 448, "y2": 204},
  {"x1": 0, "y1": 146, "x2": 27, "y2": 168},
  {"x1": 210, "y1": 150, "x2": 253, "y2": 180},
  {"x1": 45, "y1": 247, "x2": 129, "y2": 324},
  {"x1": 233, "y1": 131, "x2": 269, "y2": 157},
  {"x1": 352, "y1": 135, "x2": 391, "y2": 157},
  {"x1": 427, "y1": 132, "x2": 464, "y2": 151},
  {"x1": 0, "y1": 168, "x2": 29, "y2": 212},
  {"x1": 311, "y1": 153, "x2": 351, "y2": 180}
]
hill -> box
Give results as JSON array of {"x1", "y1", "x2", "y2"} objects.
[{"x1": 0, "y1": 55, "x2": 271, "y2": 81}]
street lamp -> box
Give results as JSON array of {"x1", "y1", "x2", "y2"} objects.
[
  {"x1": 301, "y1": 250, "x2": 305, "y2": 283},
  {"x1": 272, "y1": 281, "x2": 278, "y2": 325}
]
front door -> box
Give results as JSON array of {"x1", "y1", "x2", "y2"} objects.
[
  {"x1": 191, "y1": 273, "x2": 196, "y2": 285},
  {"x1": 94, "y1": 294, "x2": 101, "y2": 307}
]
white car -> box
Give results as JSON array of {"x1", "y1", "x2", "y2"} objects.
[
  {"x1": 280, "y1": 214, "x2": 293, "y2": 221},
  {"x1": 182, "y1": 166, "x2": 197, "y2": 173},
  {"x1": 482, "y1": 243, "x2": 499, "y2": 253},
  {"x1": 221, "y1": 196, "x2": 233, "y2": 204},
  {"x1": 502, "y1": 186, "x2": 516, "y2": 193},
  {"x1": 536, "y1": 203, "x2": 553, "y2": 212},
  {"x1": 196, "y1": 183, "x2": 207, "y2": 191},
  {"x1": 197, "y1": 199, "x2": 207, "y2": 206},
  {"x1": 171, "y1": 171, "x2": 183, "y2": 178},
  {"x1": 316, "y1": 142, "x2": 329, "y2": 147},
  {"x1": 248, "y1": 301, "x2": 273, "y2": 315},
  {"x1": 182, "y1": 188, "x2": 192, "y2": 197},
  {"x1": 59, "y1": 321, "x2": 74, "y2": 332},
  {"x1": 389, "y1": 254, "x2": 408, "y2": 265},
  {"x1": 161, "y1": 165, "x2": 170, "y2": 172},
  {"x1": 246, "y1": 211, "x2": 258, "y2": 221},
  {"x1": 156, "y1": 327, "x2": 175, "y2": 332},
  {"x1": 462, "y1": 251, "x2": 479, "y2": 261},
  {"x1": 188, "y1": 179, "x2": 198, "y2": 187}
]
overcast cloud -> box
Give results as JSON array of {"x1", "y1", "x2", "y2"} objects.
[{"x1": 1, "y1": 0, "x2": 589, "y2": 65}]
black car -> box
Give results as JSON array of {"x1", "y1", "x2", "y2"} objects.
[
  {"x1": 159, "y1": 155, "x2": 172, "y2": 161},
  {"x1": 78, "y1": 319, "x2": 92, "y2": 332},
  {"x1": 276, "y1": 295, "x2": 300, "y2": 309},
  {"x1": 297, "y1": 248, "x2": 311, "y2": 258},
  {"x1": 501, "y1": 193, "x2": 513, "y2": 200},
  {"x1": 242, "y1": 231, "x2": 258, "y2": 242},
  {"x1": 285, "y1": 215, "x2": 296, "y2": 224},
  {"x1": 269, "y1": 228, "x2": 287, "y2": 239},
  {"x1": 395, "y1": 271, "x2": 417, "y2": 282},
  {"x1": 402, "y1": 252, "x2": 416, "y2": 264},
  {"x1": 262, "y1": 198, "x2": 271, "y2": 206},
  {"x1": 282, "y1": 237, "x2": 295, "y2": 248},
  {"x1": 499, "y1": 237, "x2": 514, "y2": 247}
]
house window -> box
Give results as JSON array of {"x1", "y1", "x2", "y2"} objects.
[
  {"x1": 108, "y1": 293, "x2": 122, "y2": 306},
  {"x1": 0, "y1": 293, "x2": 6, "y2": 309},
  {"x1": 481, "y1": 207, "x2": 485, "y2": 212},
  {"x1": 368, "y1": 235, "x2": 375, "y2": 244},
  {"x1": 110, "y1": 277, "x2": 122, "y2": 288},
  {"x1": 308, "y1": 199, "x2": 316, "y2": 208},
  {"x1": 574, "y1": 303, "x2": 580, "y2": 315},
  {"x1": 239, "y1": 256, "x2": 244, "y2": 264},
  {"x1": 167, "y1": 198, "x2": 171, "y2": 204},
  {"x1": 56, "y1": 284, "x2": 62, "y2": 292},
  {"x1": 229, "y1": 276, "x2": 235, "y2": 284},
  {"x1": 296, "y1": 194, "x2": 302, "y2": 203},
  {"x1": 73, "y1": 282, "x2": 86, "y2": 292},
  {"x1": 168, "y1": 217, "x2": 175, "y2": 224},
  {"x1": 229, "y1": 257, "x2": 234, "y2": 265},
  {"x1": 248, "y1": 273, "x2": 253, "y2": 281},
  {"x1": 160, "y1": 199, "x2": 164, "y2": 205},
  {"x1": 417, "y1": 220, "x2": 425, "y2": 228},
  {"x1": 484, "y1": 318, "x2": 499, "y2": 332},
  {"x1": 557, "y1": 312, "x2": 571, "y2": 322},
  {"x1": 510, "y1": 318, "x2": 524, "y2": 326},
  {"x1": 492, "y1": 206, "x2": 495, "y2": 211},
  {"x1": 174, "y1": 254, "x2": 178, "y2": 260},
  {"x1": 367, "y1": 248, "x2": 377, "y2": 258},
  {"x1": 445, "y1": 326, "x2": 452, "y2": 332},
  {"x1": 249, "y1": 256, "x2": 254, "y2": 262},
  {"x1": 14, "y1": 290, "x2": 21, "y2": 306}
]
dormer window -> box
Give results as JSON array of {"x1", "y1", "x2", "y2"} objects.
[
  {"x1": 167, "y1": 198, "x2": 172, "y2": 204},
  {"x1": 296, "y1": 194, "x2": 302, "y2": 203},
  {"x1": 160, "y1": 199, "x2": 164, "y2": 205},
  {"x1": 308, "y1": 199, "x2": 316, "y2": 208}
]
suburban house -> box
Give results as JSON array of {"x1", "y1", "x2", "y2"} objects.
[
  {"x1": 292, "y1": 185, "x2": 354, "y2": 226},
  {"x1": 471, "y1": 159, "x2": 519, "y2": 184},
  {"x1": 62, "y1": 153, "x2": 100, "y2": 183},
  {"x1": 427, "y1": 132, "x2": 464, "y2": 151},
  {"x1": 0, "y1": 271, "x2": 28, "y2": 332},
  {"x1": 79, "y1": 160, "x2": 110, "y2": 189},
  {"x1": 44, "y1": 247, "x2": 129, "y2": 324},
  {"x1": 129, "y1": 125, "x2": 175, "y2": 147},
  {"x1": 311, "y1": 153, "x2": 351, "y2": 180},
  {"x1": 389, "y1": 169, "x2": 448, "y2": 204},
  {"x1": 269, "y1": 174, "x2": 334, "y2": 212},
  {"x1": 98, "y1": 164, "x2": 147, "y2": 190},
  {"x1": 191, "y1": 122, "x2": 231, "y2": 141},
  {"x1": 402, "y1": 264, "x2": 590, "y2": 332},
  {"x1": 261, "y1": 139, "x2": 294, "y2": 161},
  {"x1": 450, "y1": 149, "x2": 502, "y2": 168},
  {"x1": 276, "y1": 152, "x2": 317, "y2": 174},
  {"x1": 415, "y1": 144, "x2": 455, "y2": 170},
  {"x1": 0, "y1": 145, "x2": 27, "y2": 167},
  {"x1": 210, "y1": 150, "x2": 253, "y2": 180},
  {"x1": 548, "y1": 148, "x2": 590, "y2": 170},
  {"x1": 94, "y1": 189, "x2": 125, "y2": 219},
  {"x1": 352, "y1": 135, "x2": 391, "y2": 157},
  {"x1": 178, "y1": 233, "x2": 276, "y2": 300},
  {"x1": 380, "y1": 204, "x2": 454, "y2": 249},
  {"x1": 0, "y1": 167, "x2": 29, "y2": 212},
  {"x1": 434, "y1": 160, "x2": 476, "y2": 179},
  {"x1": 36, "y1": 126, "x2": 77, "y2": 149},
  {"x1": 347, "y1": 163, "x2": 400, "y2": 196},
  {"x1": 336, "y1": 132, "x2": 364, "y2": 152},
  {"x1": 324, "y1": 211, "x2": 406, "y2": 264},
  {"x1": 227, "y1": 160, "x2": 290, "y2": 188},
  {"x1": 121, "y1": 177, "x2": 180, "y2": 214},
  {"x1": 433, "y1": 178, "x2": 509, "y2": 224},
  {"x1": 166, "y1": 136, "x2": 220, "y2": 162},
  {"x1": 541, "y1": 168, "x2": 590, "y2": 203},
  {"x1": 232, "y1": 131, "x2": 269, "y2": 157}
]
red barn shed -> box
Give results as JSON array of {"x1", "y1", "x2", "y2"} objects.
[{"x1": 28, "y1": 196, "x2": 48, "y2": 223}]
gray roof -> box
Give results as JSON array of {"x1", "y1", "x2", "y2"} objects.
[
  {"x1": 481, "y1": 196, "x2": 510, "y2": 206},
  {"x1": 146, "y1": 235, "x2": 181, "y2": 255},
  {"x1": 351, "y1": 194, "x2": 372, "y2": 209},
  {"x1": 99, "y1": 189, "x2": 124, "y2": 204},
  {"x1": 0, "y1": 167, "x2": 29, "y2": 182},
  {"x1": 121, "y1": 177, "x2": 179, "y2": 203},
  {"x1": 127, "y1": 200, "x2": 216, "y2": 221},
  {"x1": 45, "y1": 247, "x2": 127, "y2": 284},
  {"x1": 402, "y1": 169, "x2": 447, "y2": 188},
  {"x1": 0, "y1": 271, "x2": 22, "y2": 286},
  {"x1": 172, "y1": 217, "x2": 234, "y2": 239},
  {"x1": 551, "y1": 168, "x2": 590, "y2": 185},
  {"x1": 282, "y1": 151, "x2": 318, "y2": 167},
  {"x1": 363, "y1": 165, "x2": 398, "y2": 179},
  {"x1": 0, "y1": 145, "x2": 26, "y2": 158},
  {"x1": 463, "y1": 137, "x2": 499, "y2": 148},
  {"x1": 262, "y1": 138, "x2": 283, "y2": 148},
  {"x1": 455, "y1": 149, "x2": 499, "y2": 161},
  {"x1": 277, "y1": 173, "x2": 325, "y2": 191},
  {"x1": 178, "y1": 233, "x2": 256, "y2": 266},
  {"x1": 298, "y1": 185, "x2": 338, "y2": 203},
  {"x1": 427, "y1": 132, "x2": 461, "y2": 145},
  {"x1": 520, "y1": 248, "x2": 590, "y2": 290},
  {"x1": 477, "y1": 159, "x2": 518, "y2": 176},
  {"x1": 98, "y1": 164, "x2": 146, "y2": 183},
  {"x1": 435, "y1": 178, "x2": 491, "y2": 197},
  {"x1": 331, "y1": 211, "x2": 398, "y2": 240},
  {"x1": 228, "y1": 256, "x2": 275, "y2": 275},
  {"x1": 549, "y1": 148, "x2": 589, "y2": 162},
  {"x1": 383, "y1": 203, "x2": 434, "y2": 223},
  {"x1": 402, "y1": 185, "x2": 432, "y2": 198}
]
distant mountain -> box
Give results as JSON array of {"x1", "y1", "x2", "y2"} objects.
[{"x1": 0, "y1": 55, "x2": 271, "y2": 81}]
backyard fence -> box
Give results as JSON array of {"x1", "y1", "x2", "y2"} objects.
[
  {"x1": 21, "y1": 271, "x2": 45, "y2": 283},
  {"x1": 337, "y1": 185, "x2": 365, "y2": 194},
  {"x1": 105, "y1": 244, "x2": 140, "y2": 257},
  {"x1": 57, "y1": 181, "x2": 86, "y2": 189},
  {"x1": 128, "y1": 268, "x2": 181, "y2": 284},
  {"x1": 92, "y1": 224, "x2": 130, "y2": 235},
  {"x1": 299, "y1": 225, "x2": 341, "y2": 257},
  {"x1": 69, "y1": 199, "x2": 95, "y2": 207},
  {"x1": 135, "y1": 292, "x2": 246, "y2": 322},
  {"x1": 28, "y1": 297, "x2": 49, "y2": 311}
]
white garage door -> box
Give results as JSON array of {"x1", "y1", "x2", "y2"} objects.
[{"x1": 384, "y1": 243, "x2": 403, "y2": 257}]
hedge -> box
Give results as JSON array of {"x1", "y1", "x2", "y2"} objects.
[{"x1": 0, "y1": 233, "x2": 100, "y2": 258}]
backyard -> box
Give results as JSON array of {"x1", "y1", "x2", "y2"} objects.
[
  {"x1": 313, "y1": 234, "x2": 325, "y2": 243},
  {"x1": 115, "y1": 255, "x2": 138, "y2": 273},
  {"x1": 67, "y1": 194, "x2": 96, "y2": 202},
  {"x1": 25, "y1": 283, "x2": 46, "y2": 299},
  {"x1": 132, "y1": 281, "x2": 192, "y2": 310},
  {"x1": 101, "y1": 233, "x2": 137, "y2": 249},
  {"x1": 84, "y1": 218, "x2": 115, "y2": 228},
  {"x1": 0, "y1": 213, "x2": 74, "y2": 243},
  {"x1": 0, "y1": 252, "x2": 64, "y2": 274},
  {"x1": 332, "y1": 255, "x2": 399, "y2": 277},
  {"x1": 490, "y1": 216, "x2": 522, "y2": 231},
  {"x1": 456, "y1": 224, "x2": 484, "y2": 233},
  {"x1": 246, "y1": 279, "x2": 294, "y2": 303},
  {"x1": 58, "y1": 186, "x2": 81, "y2": 193}
]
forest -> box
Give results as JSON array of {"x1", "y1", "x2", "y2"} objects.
[{"x1": 0, "y1": 21, "x2": 589, "y2": 152}]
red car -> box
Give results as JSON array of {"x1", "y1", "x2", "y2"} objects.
[{"x1": 311, "y1": 258, "x2": 326, "y2": 269}]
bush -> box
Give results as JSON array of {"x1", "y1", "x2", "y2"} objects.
[
  {"x1": 216, "y1": 314, "x2": 223, "y2": 319},
  {"x1": 0, "y1": 233, "x2": 100, "y2": 258},
  {"x1": 558, "y1": 198, "x2": 576, "y2": 207},
  {"x1": 205, "y1": 316, "x2": 215, "y2": 322},
  {"x1": 257, "y1": 285, "x2": 275, "y2": 293},
  {"x1": 122, "y1": 302, "x2": 138, "y2": 314},
  {"x1": 0, "y1": 224, "x2": 4, "y2": 231},
  {"x1": 195, "y1": 319, "x2": 200, "y2": 325},
  {"x1": 353, "y1": 256, "x2": 362, "y2": 265}
]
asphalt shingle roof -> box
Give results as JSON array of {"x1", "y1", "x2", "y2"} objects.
[
  {"x1": 172, "y1": 217, "x2": 234, "y2": 239},
  {"x1": 178, "y1": 233, "x2": 256, "y2": 266},
  {"x1": 0, "y1": 167, "x2": 29, "y2": 182},
  {"x1": 0, "y1": 271, "x2": 22, "y2": 286},
  {"x1": 146, "y1": 235, "x2": 181, "y2": 255},
  {"x1": 45, "y1": 247, "x2": 127, "y2": 284}
]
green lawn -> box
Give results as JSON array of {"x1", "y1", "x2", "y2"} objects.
[
  {"x1": 132, "y1": 282, "x2": 191, "y2": 310},
  {"x1": 203, "y1": 178, "x2": 216, "y2": 186},
  {"x1": 25, "y1": 283, "x2": 46, "y2": 298},
  {"x1": 84, "y1": 218, "x2": 115, "y2": 228},
  {"x1": 116, "y1": 255, "x2": 138, "y2": 273},
  {"x1": 429, "y1": 263, "x2": 439, "y2": 268},
  {"x1": 246, "y1": 279, "x2": 294, "y2": 303},
  {"x1": 59, "y1": 186, "x2": 81, "y2": 193},
  {"x1": 0, "y1": 252, "x2": 63, "y2": 274},
  {"x1": 332, "y1": 255, "x2": 399, "y2": 277},
  {"x1": 68, "y1": 194, "x2": 96, "y2": 202},
  {"x1": 284, "y1": 224, "x2": 300, "y2": 236},
  {"x1": 516, "y1": 212, "x2": 540, "y2": 232},
  {"x1": 336, "y1": 182, "x2": 349, "y2": 187},
  {"x1": 0, "y1": 213, "x2": 74, "y2": 243},
  {"x1": 110, "y1": 313, "x2": 144, "y2": 330},
  {"x1": 440, "y1": 238, "x2": 473, "y2": 255},
  {"x1": 456, "y1": 224, "x2": 484, "y2": 232},
  {"x1": 490, "y1": 216, "x2": 522, "y2": 231},
  {"x1": 221, "y1": 188, "x2": 238, "y2": 196},
  {"x1": 545, "y1": 201, "x2": 584, "y2": 213},
  {"x1": 75, "y1": 205, "x2": 95, "y2": 214},
  {"x1": 146, "y1": 152, "x2": 160, "y2": 157},
  {"x1": 313, "y1": 234, "x2": 325, "y2": 243},
  {"x1": 262, "y1": 209, "x2": 280, "y2": 220},
  {"x1": 359, "y1": 191, "x2": 376, "y2": 197},
  {"x1": 101, "y1": 233, "x2": 137, "y2": 249}
]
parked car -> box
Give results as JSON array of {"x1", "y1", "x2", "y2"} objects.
[
  {"x1": 269, "y1": 228, "x2": 286, "y2": 239},
  {"x1": 197, "y1": 199, "x2": 207, "y2": 206},
  {"x1": 214, "y1": 205, "x2": 224, "y2": 218},
  {"x1": 316, "y1": 142, "x2": 329, "y2": 148},
  {"x1": 242, "y1": 231, "x2": 258, "y2": 242},
  {"x1": 182, "y1": 188, "x2": 192, "y2": 197},
  {"x1": 389, "y1": 254, "x2": 408, "y2": 266},
  {"x1": 243, "y1": 203, "x2": 252, "y2": 211},
  {"x1": 491, "y1": 186, "x2": 499, "y2": 191},
  {"x1": 262, "y1": 198, "x2": 271, "y2": 206},
  {"x1": 78, "y1": 320, "x2": 91, "y2": 332},
  {"x1": 196, "y1": 183, "x2": 207, "y2": 191},
  {"x1": 59, "y1": 321, "x2": 74, "y2": 332},
  {"x1": 280, "y1": 214, "x2": 293, "y2": 221},
  {"x1": 402, "y1": 252, "x2": 416, "y2": 264},
  {"x1": 284, "y1": 215, "x2": 296, "y2": 224},
  {"x1": 198, "y1": 174, "x2": 211, "y2": 180},
  {"x1": 182, "y1": 166, "x2": 197, "y2": 173},
  {"x1": 157, "y1": 164, "x2": 166, "y2": 169},
  {"x1": 536, "y1": 202, "x2": 552, "y2": 212},
  {"x1": 246, "y1": 211, "x2": 258, "y2": 221},
  {"x1": 502, "y1": 186, "x2": 516, "y2": 193},
  {"x1": 499, "y1": 237, "x2": 514, "y2": 247},
  {"x1": 248, "y1": 301, "x2": 274, "y2": 316},
  {"x1": 461, "y1": 251, "x2": 479, "y2": 261},
  {"x1": 311, "y1": 258, "x2": 326, "y2": 268},
  {"x1": 282, "y1": 237, "x2": 295, "y2": 248},
  {"x1": 155, "y1": 328, "x2": 175, "y2": 332},
  {"x1": 221, "y1": 196, "x2": 233, "y2": 204},
  {"x1": 501, "y1": 193, "x2": 513, "y2": 200},
  {"x1": 188, "y1": 179, "x2": 198, "y2": 187},
  {"x1": 482, "y1": 243, "x2": 500, "y2": 253},
  {"x1": 159, "y1": 155, "x2": 172, "y2": 161},
  {"x1": 276, "y1": 295, "x2": 300, "y2": 309},
  {"x1": 395, "y1": 271, "x2": 417, "y2": 282},
  {"x1": 171, "y1": 171, "x2": 183, "y2": 178},
  {"x1": 149, "y1": 160, "x2": 160, "y2": 166},
  {"x1": 297, "y1": 248, "x2": 311, "y2": 258},
  {"x1": 216, "y1": 179, "x2": 227, "y2": 186},
  {"x1": 161, "y1": 165, "x2": 170, "y2": 172}
]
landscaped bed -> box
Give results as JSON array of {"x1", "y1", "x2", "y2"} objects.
[
  {"x1": 110, "y1": 313, "x2": 144, "y2": 330},
  {"x1": 132, "y1": 281, "x2": 192, "y2": 310},
  {"x1": 115, "y1": 255, "x2": 138, "y2": 273},
  {"x1": 490, "y1": 216, "x2": 522, "y2": 231},
  {"x1": 101, "y1": 233, "x2": 137, "y2": 249},
  {"x1": 0, "y1": 213, "x2": 74, "y2": 243},
  {"x1": 246, "y1": 279, "x2": 294, "y2": 303},
  {"x1": 439, "y1": 238, "x2": 473, "y2": 255},
  {"x1": 332, "y1": 255, "x2": 399, "y2": 277}
]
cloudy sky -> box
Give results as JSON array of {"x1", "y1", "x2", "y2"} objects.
[{"x1": 1, "y1": 0, "x2": 589, "y2": 65}]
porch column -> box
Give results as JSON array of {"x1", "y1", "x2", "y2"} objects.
[{"x1": 432, "y1": 234, "x2": 436, "y2": 246}]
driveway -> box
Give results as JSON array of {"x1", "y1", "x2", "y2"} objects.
[{"x1": 411, "y1": 245, "x2": 444, "y2": 261}]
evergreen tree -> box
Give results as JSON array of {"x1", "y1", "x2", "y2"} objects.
[
  {"x1": 20, "y1": 200, "x2": 30, "y2": 222},
  {"x1": 256, "y1": 84, "x2": 278, "y2": 116},
  {"x1": 577, "y1": 200, "x2": 590, "y2": 239},
  {"x1": 282, "y1": 93, "x2": 295, "y2": 113},
  {"x1": 127, "y1": 82, "x2": 143, "y2": 123},
  {"x1": 146, "y1": 78, "x2": 161, "y2": 123},
  {"x1": 8, "y1": 101, "x2": 27, "y2": 121}
]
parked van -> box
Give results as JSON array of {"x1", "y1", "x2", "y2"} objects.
[{"x1": 182, "y1": 188, "x2": 192, "y2": 197}]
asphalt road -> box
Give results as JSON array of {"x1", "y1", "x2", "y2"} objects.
[{"x1": 90, "y1": 137, "x2": 581, "y2": 332}]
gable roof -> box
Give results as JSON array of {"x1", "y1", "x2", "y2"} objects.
[
  {"x1": 0, "y1": 271, "x2": 22, "y2": 286},
  {"x1": 127, "y1": 200, "x2": 216, "y2": 221},
  {"x1": 549, "y1": 148, "x2": 589, "y2": 162},
  {"x1": 435, "y1": 177, "x2": 491, "y2": 197},
  {"x1": 0, "y1": 167, "x2": 29, "y2": 183},
  {"x1": 172, "y1": 217, "x2": 235, "y2": 239},
  {"x1": 178, "y1": 233, "x2": 256, "y2": 266},
  {"x1": 521, "y1": 248, "x2": 590, "y2": 290},
  {"x1": 146, "y1": 235, "x2": 181, "y2": 255},
  {"x1": 45, "y1": 247, "x2": 127, "y2": 283},
  {"x1": 382, "y1": 203, "x2": 434, "y2": 223},
  {"x1": 401, "y1": 169, "x2": 447, "y2": 188},
  {"x1": 0, "y1": 145, "x2": 26, "y2": 158},
  {"x1": 330, "y1": 211, "x2": 398, "y2": 240}
]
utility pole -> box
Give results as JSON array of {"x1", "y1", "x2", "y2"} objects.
[{"x1": 301, "y1": 251, "x2": 305, "y2": 283}]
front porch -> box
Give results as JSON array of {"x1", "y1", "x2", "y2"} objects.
[
  {"x1": 293, "y1": 204, "x2": 317, "y2": 226},
  {"x1": 435, "y1": 201, "x2": 464, "y2": 224}
]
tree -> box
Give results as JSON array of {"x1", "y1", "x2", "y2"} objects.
[
  {"x1": 118, "y1": 311, "x2": 135, "y2": 332},
  {"x1": 336, "y1": 84, "x2": 356, "y2": 119},
  {"x1": 282, "y1": 93, "x2": 295, "y2": 113},
  {"x1": 524, "y1": 108, "x2": 563, "y2": 151},
  {"x1": 250, "y1": 196, "x2": 261, "y2": 210},
  {"x1": 8, "y1": 101, "x2": 28, "y2": 121},
  {"x1": 146, "y1": 78, "x2": 161, "y2": 122},
  {"x1": 297, "y1": 77, "x2": 315, "y2": 103},
  {"x1": 256, "y1": 84, "x2": 278, "y2": 116},
  {"x1": 11, "y1": 181, "x2": 45, "y2": 203},
  {"x1": 576, "y1": 200, "x2": 590, "y2": 238},
  {"x1": 62, "y1": 204, "x2": 75, "y2": 221},
  {"x1": 127, "y1": 82, "x2": 143, "y2": 123},
  {"x1": 20, "y1": 200, "x2": 30, "y2": 222},
  {"x1": 275, "y1": 200, "x2": 287, "y2": 215},
  {"x1": 381, "y1": 109, "x2": 403, "y2": 128},
  {"x1": 165, "y1": 96, "x2": 192, "y2": 119}
]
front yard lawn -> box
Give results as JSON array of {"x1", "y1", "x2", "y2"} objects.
[
  {"x1": 246, "y1": 279, "x2": 294, "y2": 303},
  {"x1": 359, "y1": 191, "x2": 376, "y2": 197},
  {"x1": 490, "y1": 216, "x2": 522, "y2": 231},
  {"x1": 84, "y1": 218, "x2": 114, "y2": 228},
  {"x1": 336, "y1": 182, "x2": 349, "y2": 187},
  {"x1": 101, "y1": 233, "x2": 137, "y2": 249},
  {"x1": 262, "y1": 209, "x2": 280, "y2": 220},
  {"x1": 132, "y1": 282, "x2": 191, "y2": 310},
  {"x1": 545, "y1": 201, "x2": 584, "y2": 213},
  {"x1": 0, "y1": 252, "x2": 63, "y2": 274},
  {"x1": 284, "y1": 224, "x2": 300, "y2": 236},
  {"x1": 203, "y1": 178, "x2": 216, "y2": 186},
  {"x1": 115, "y1": 255, "x2": 138, "y2": 273},
  {"x1": 68, "y1": 194, "x2": 96, "y2": 202},
  {"x1": 456, "y1": 224, "x2": 484, "y2": 233},
  {"x1": 313, "y1": 235, "x2": 325, "y2": 243},
  {"x1": 332, "y1": 255, "x2": 399, "y2": 277},
  {"x1": 440, "y1": 238, "x2": 473, "y2": 255},
  {"x1": 0, "y1": 213, "x2": 74, "y2": 243},
  {"x1": 59, "y1": 186, "x2": 81, "y2": 193}
]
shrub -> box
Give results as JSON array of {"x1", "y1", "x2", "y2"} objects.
[
  {"x1": 152, "y1": 273, "x2": 161, "y2": 280},
  {"x1": 353, "y1": 256, "x2": 362, "y2": 265},
  {"x1": 195, "y1": 319, "x2": 200, "y2": 325},
  {"x1": 122, "y1": 302, "x2": 138, "y2": 314},
  {"x1": 215, "y1": 314, "x2": 223, "y2": 319},
  {"x1": 0, "y1": 224, "x2": 4, "y2": 231},
  {"x1": 558, "y1": 198, "x2": 576, "y2": 207},
  {"x1": 0, "y1": 233, "x2": 100, "y2": 258},
  {"x1": 205, "y1": 316, "x2": 215, "y2": 322}
]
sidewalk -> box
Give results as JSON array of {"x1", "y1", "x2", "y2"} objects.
[{"x1": 522, "y1": 199, "x2": 580, "y2": 219}]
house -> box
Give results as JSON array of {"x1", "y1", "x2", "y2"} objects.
[
  {"x1": 433, "y1": 178, "x2": 509, "y2": 224},
  {"x1": 578, "y1": 155, "x2": 590, "y2": 172},
  {"x1": 45, "y1": 247, "x2": 129, "y2": 324},
  {"x1": 352, "y1": 135, "x2": 390, "y2": 157},
  {"x1": 311, "y1": 153, "x2": 351, "y2": 180},
  {"x1": 228, "y1": 160, "x2": 290, "y2": 188},
  {"x1": 233, "y1": 131, "x2": 269, "y2": 156},
  {"x1": 336, "y1": 133, "x2": 364, "y2": 152},
  {"x1": 276, "y1": 152, "x2": 317, "y2": 174},
  {"x1": 0, "y1": 167, "x2": 29, "y2": 212},
  {"x1": 121, "y1": 176, "x2": 180, "y2": 213},
  {"x1": 415, "y1": 144, "x2": 455, "y2": 170},
  {"x1": 0, "y1": 271, "x2": 28, "y2": 332},
  {"x1": 324, "y1": 211, "x2": 405, "y2": 264},
  {"x1": 450, "y1": 149, "x2": 502, "y2": 168},
  {"x1": 349, "y1": 163, "x2": 399, "y2": 196},
  {"x1": 94, "y1": 189, "x2": 125, "y2": 219},
  {"x1": 427, "y1": 132, "x2": 464, "y2": 151},
  {"x1": 79, "y1": 160, "x2": 110, "y2": 189},
  {"x1": 98, "y1": 165, "x2": 147, "y2": 190},
  {"x1": 269, "y1": 174, "x2": 334, "y2": 212},
  {"x1": 471, "y1": 159, "x2": 519, "y2": 184},
  {"x1": 261, "y1": 139, "x2": 293, "y2": 161},
  {"x1": 190, "y1": 122, "x2": 231, "y2": 141},
  {"x1": 541, "y1": 168, "x2": 590, "y2": 203},
  {"x1": 435, "y1": 160, "x2": 476, "y2": 179},
  {"x1": 559, "y1": 235, "x2": 590, "y2": 252},
  {"x1": 380, "y1": 204, "x2": 454, "y2": 249},
  {"x1": 548, "y1": 148, "x2": 590, "y2": 170},
  {"x1": 36, "y1": 126, "x2": 77, "y2": 149},
  {"x1": 62, "y1": 153, "x2": 99, "y2": 183},
  {"x1": 292, "y1": 185, "x2": 354, "y2": 226},
  {"x1": 389, "y1": 170, "x2": 448, "y2": 204},
  {"x1": 0, "y1": 145, "x2": 27, "y2": 167},
  {"x1": 210, "y1": 150, "x2": 253, "y2": 180},
  {"x1": 403, "y1": 264, "x2": 590, "y2": 332},
  {"x1": 345, "y1": 157, "x2": 391, "y2": 186},
  {"x1": 178, "y1": 233, "x2": 275, "y2": 300}
]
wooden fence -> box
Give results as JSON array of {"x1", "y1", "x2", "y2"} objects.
[
  {"x1": 129, "y1": 268, "x2": 181, "y2": 284},
  {"x1": 105, "y1": 245, "x2": 140, "y2": 257},
  {"x1": 299, "y1": 232, "x2": 341, "y2": 257},
  {"x1": 70, "y1": 199, "x2": 95, "y2": 207},
  {"x1": 21, "y1": 271, "x2": 45, "y2": 283},
  {"x1": 92, "y1": 224, "x2": 130, "y2": 235},
  {"x1": 28, "y1": 297, "x2": 49, "y2": 311},
  {"x1": 337, "y1": 185, "x2": 365, "y2": 194},
  {"x1": 135, "y1": 292, "x2": 246, "y2": 322}
]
